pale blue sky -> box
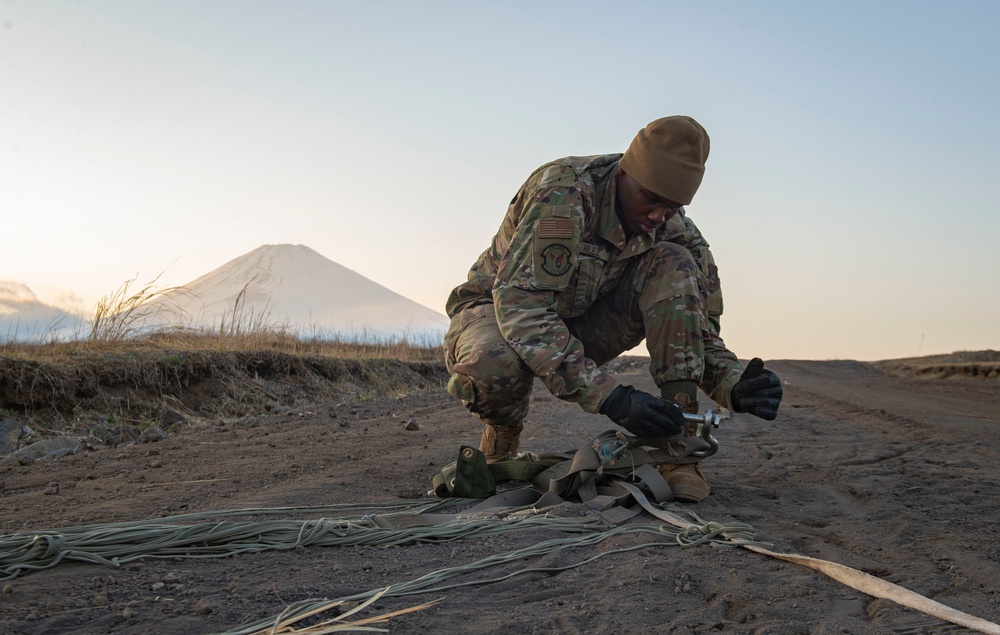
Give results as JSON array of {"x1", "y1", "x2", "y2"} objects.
[{"x1": 2, "y1": 1, "x2": 998, "y2": 360}]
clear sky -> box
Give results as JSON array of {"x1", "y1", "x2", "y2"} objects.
[{"x1": 2, "y1": 0, "x2": 998, "y2": 361}]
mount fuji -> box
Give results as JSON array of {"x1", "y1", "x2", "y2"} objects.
[{"x1": 142, "y1": 244, "x2": 450, "y2": 341}]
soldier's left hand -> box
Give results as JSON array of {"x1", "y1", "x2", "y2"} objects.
[{"x1": 731, "y1": 358, "x2": 782, "y2": 420}]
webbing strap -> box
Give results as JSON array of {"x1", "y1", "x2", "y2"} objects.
[
  {"x1": 427, "y1": 434, "x2": 677, "y2": 530},
  {"x1": 614, "y1": 480, "x2": 1000, "y2": 635},
  {"x1": 465, "y1": 488, "x2": 543, "y2": 513},
  {"x1": 643, "y1": 434, "x2": 716, "y2": 465},
  {"x1": 741, "y1": 545, "x2": 1000, "y2": 635},
  {"x1": 434, "y1": 431, "x2": 673, "y2": 506},
  {"x1": 432, "y1": 449, "x2": 570, "y2": 499}
]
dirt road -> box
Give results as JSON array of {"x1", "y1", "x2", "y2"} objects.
[{"x1": 2, "y1": 359, "x2": 999, "y2": 634}]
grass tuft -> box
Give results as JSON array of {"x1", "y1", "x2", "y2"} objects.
[{"x1": 89, "y1": 274, "x2": 180, "y2": 343}]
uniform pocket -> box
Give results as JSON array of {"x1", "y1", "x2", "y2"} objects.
[
  {"x1": 569, "y1": 255, "x2": 597, "y2": 317},
  {"x1": 444, "y1": 304, "x2": 492, "y2": 369},
  {"x1": 446, "y1": 372, "x2": 476, "y2": 405}
]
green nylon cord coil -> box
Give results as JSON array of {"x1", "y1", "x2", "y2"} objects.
[{"x1": 0, "y1": 498, "x2": 766, "y2": 635}]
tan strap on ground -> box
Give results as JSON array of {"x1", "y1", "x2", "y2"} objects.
[
  {"x1": 742, "y1": 545, "x2": 1000, "y2": 635},
  {"x1": 616, "y1": 480, "x2": 1000, "y2": 635}
]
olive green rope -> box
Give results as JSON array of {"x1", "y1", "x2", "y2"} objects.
[
  {"x1": 0, "y1": 515, "x2": 604, "y2": 580},
  {"x1": 0, "y1": 499, "x2": 760, "y2": 581},
  {"x1": 214, "y1": 512, "x2": 764, "y2": 635},
  {"x1": 0, "y1": 499, "x2": 768, "y2": 634}
]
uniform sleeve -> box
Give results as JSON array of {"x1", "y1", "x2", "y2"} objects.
[
  {"x1": 693, "y1": 243, "x2": 743, "y2": 409},
  {"x1": 491, "y1": 177, "x2": 619, "y2": 414}
]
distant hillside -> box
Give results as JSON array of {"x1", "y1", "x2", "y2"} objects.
[
  {"x1": 141, "y1": 244, "x2": 449, "y2": 341},
  {"x1": 870, "y1": 350, "x2": 1000, "y2": 379},
  {"x1": 0, "y1": 280, "x2": 85, "y2": 341}
]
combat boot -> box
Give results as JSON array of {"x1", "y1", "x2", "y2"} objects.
[
  {"x1": 479, "y1": 421, "x2": 523, "y2": 463},
  {"x1": 657, "y1": 383, "x2": 711, "y2": 503}
]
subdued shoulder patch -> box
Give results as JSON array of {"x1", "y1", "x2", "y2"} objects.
[{"x1": 531, "y1": 206, "x2": 579, "y2": 289}]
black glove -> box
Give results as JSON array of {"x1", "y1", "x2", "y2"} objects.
[
  {"x1": 731, "y1": 358, "x2": 782, "y2": 420},
  {"x1": 600, "y1": 385, "x2": 685, "y2": 438}
]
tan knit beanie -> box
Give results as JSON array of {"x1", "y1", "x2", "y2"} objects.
[{"x1": 619, "y1": 116, "x2": 710, "y2": 205}]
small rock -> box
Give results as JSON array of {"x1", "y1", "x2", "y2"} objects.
[
  {"x1": 43, "y1": 483, "x2": 60, "y2": 496},
  {"x1": 2, "y1": 584, "x2": 13, "y2": 594},
  {"x1": 194, "y1": 599, "x2": 212, "y2": 614},
  {"x1": 0, "y1": 419, "x2": 21, "y2": 455},
  {"x1": 139, "y1": 428, "x2": 165, "y2": 444},
  {"x1": 161, "y1": 409, "x2": 188, "y2": 426},
  {"x1": 92, "y1": 594, "x2": 109, "y2": 607},
  {"x1": 122, "y1": 606, "x2": 133, "y2": 619},
  {"x1": 3, "y1": 437, "x2": 82, "y2": 465},
  {"x1": 103, "y1": 425, "x2": 139, "y2": 446},
  {"x1": 404, "y1": 418, "x2": 420, "y2": 431},
  {"x1": 151, "y1": 582, "x2": 165, "y2": 592}
]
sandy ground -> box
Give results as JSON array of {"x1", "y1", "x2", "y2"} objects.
[{"x1": 1, "y1": 359, "x2": 999, "y2": 634}]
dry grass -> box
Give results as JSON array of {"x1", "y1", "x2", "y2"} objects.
[
  {"x1": 247, "y1": 590, "x2": 440, "y2": 634},
  {"x1": 0, "y1": 330, "x2": 442, "y2": 365},
  {"x1": 88, "y1": 274, "x2": 181, "y2": 342}
]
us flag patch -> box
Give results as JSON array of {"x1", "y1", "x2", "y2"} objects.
[{"x1": 538, "y1": 218, "x2": 572, "y2": 239}]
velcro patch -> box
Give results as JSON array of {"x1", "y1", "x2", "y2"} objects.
[{"x1": 538, "y1": 218, "x2": 573, "y2": 239}]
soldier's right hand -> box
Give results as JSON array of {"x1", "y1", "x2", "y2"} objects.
[{"x1": 600, "y1": 385, "x2": 685, "y2": 439}]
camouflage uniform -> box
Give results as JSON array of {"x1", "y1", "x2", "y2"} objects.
[{"x1": 444, "y1": 154, "x2": 743, "y2": 431}]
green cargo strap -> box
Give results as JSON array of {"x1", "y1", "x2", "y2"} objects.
[
  {"x1": 432, "y1": 431, "x2": 675, "y2": 506},
  {"x1": 432, "y1": 448, "x2": 570, "y2": 499},
  {"x1": 431, "y1": 446, "x2": 495, "y2": 499}
]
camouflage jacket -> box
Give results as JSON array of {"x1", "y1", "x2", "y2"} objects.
[{"x1": 446, "y1": 154, "x2": 742, "y2": 413}]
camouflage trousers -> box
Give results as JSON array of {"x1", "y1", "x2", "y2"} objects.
[{"x1": 444, "y1": 241, "x2": 712, "y2": 429}]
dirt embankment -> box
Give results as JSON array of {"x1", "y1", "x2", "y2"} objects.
[
  {"x1": 871, "y1": 349, "x2": 1000, "y2": 379},
  {"x1": 0, "y1": 350, "x2": 449, "y2": 454}
]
